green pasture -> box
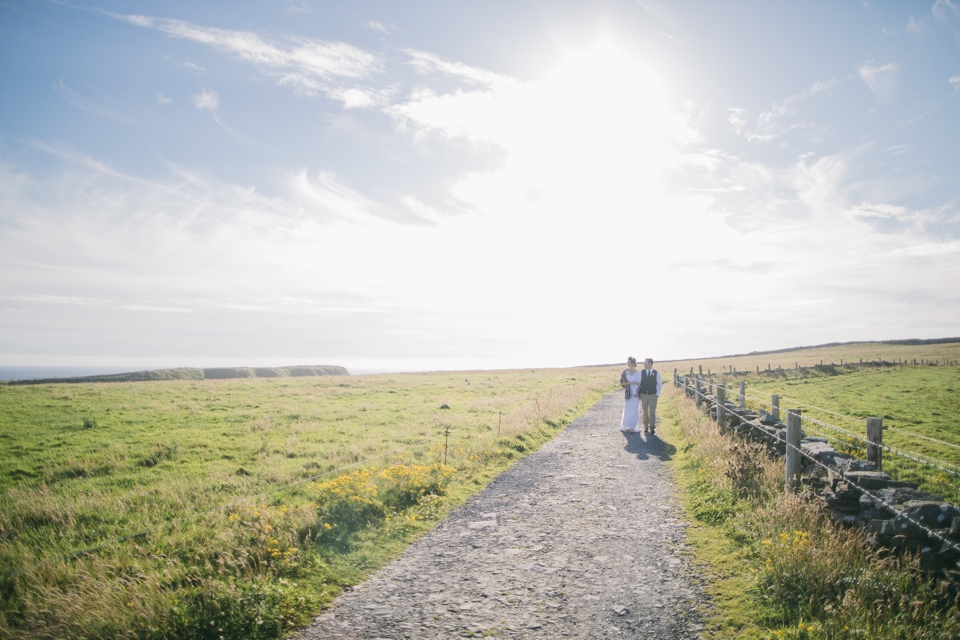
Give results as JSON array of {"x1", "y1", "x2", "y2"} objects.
[
  {"x1": 0, "y1": 367, "x2": 617, "y2": 639},
  {"x1": 741, "y1": 364, "x2": 960, "y2": 468}
]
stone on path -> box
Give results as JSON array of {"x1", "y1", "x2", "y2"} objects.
[{"x1": 294, "y1": 392, "x2": 706, "y2": 639}]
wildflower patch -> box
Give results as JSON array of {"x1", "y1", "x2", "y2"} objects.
[{"x1": 309, "y1": 463, "x2": 456, "y2": 546}]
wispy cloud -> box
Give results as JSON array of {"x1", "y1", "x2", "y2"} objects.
[
  {"x1": 104, "y1": 11, "x2": 381, "y2": 105},
  {"x1": 286, "y1": 2, "x2": 312, "y2": 14},
  {"x1": 858, "y1": 62, "x2": 900, "y2": 97},
  {"x1": 933, "y1": 0, "x2": 960, "y2": 35},
  {"x1": 29, "y1": 140, "x2": 164, "y2": 187},
  {"x1": 121, "y1": 305, "x2": 192, "y2": 313},
  {"x1": 183, "y1": 61, "x2": 206, "y2": 71},
  {"x1": 951, "y1": 74, "x2": 960, "y2": 91},
  {"x1": 403, "y1": 49, "x2": 515, "y2": 89},
  {"x1": 367, "y1": 20, "x2": 387, "y2": 33},
  {"x1": 156, "y1": 93, "x2": 172, "y2": 104},
  {"x1": 1, "y1": 294, "x2": 103, "y2": 305},
  {"x1": 52, "y1": 80, "x2": 138, "y2": 123},
  {"x1": 728, "y1": 77, "x2": 841, "y2": 143},
  {"x1": 289, "y1": 170, "x2": 397, "y2": 223},
  {"x1": 905, "y1": 0, "x2": 959, "y2": 38},
  {"x1": 192, "y1": 89, "x2": 252, "y2": 142},
  {"x1": 193, "y1": 88, "x2": 219, "y2": 111}
]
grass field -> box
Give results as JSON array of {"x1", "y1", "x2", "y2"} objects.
[
  {"x1": 0, "y1": 366, "x2": 618, "y2": 639},
  {"x1": 742, "y1": 365, "x2": 960, "y2": 462}
]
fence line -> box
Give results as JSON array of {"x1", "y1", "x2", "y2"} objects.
[
  {"x1": 673, "y1": 376, "x2": 960, "y2": 555},
  {"x1": 673, "y1": 373, "x2": 960, "y2": 499},
  {"x1": 676, "y1": 371, "x2": 960, "y2": 477},
  {"x1": 762, "y1": 395, "x2": 960, "y2": 453}
]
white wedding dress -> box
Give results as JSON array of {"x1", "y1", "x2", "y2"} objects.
[{"x1": 620, "y1": 369, "x2": 641, "y2": 432}]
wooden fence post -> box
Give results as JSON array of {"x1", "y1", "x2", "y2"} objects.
[
  {"x1": 771, "y1": 394, "x2": 780, "y2": 421},
  {"x1": 867, "y1": 417, "x2": 883, "y2": 471},
  {"x1": 695, "y1": 377, "x2": 702, "y2": 408},
  {"x1": 786, "y1": 409, "x2": 802, "y2": 493},
  {"x1": 708, "y1": 374, "x2": 714, "y2": 395},
  {"x1": 716, "y1": 385, "x2": 726, "y2": 430},
  {"x1": 739, "y1": 380, "x2": 745, "y2": 409}
]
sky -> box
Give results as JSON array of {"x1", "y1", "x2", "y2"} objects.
[{"x1": 1, "y1": 0, "x2": 959, "y2": 375}]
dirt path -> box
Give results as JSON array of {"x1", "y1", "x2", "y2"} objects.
[{"x1": 296, "y1": 392, "x2": 707, "y2": 639}]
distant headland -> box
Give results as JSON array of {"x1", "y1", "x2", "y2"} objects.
[{"x1": 4, "y1": 365, "x2": 349, "y2": 385}]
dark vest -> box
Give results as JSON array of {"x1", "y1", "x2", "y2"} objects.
[{"x1": 640, "y1": 369, "x2": 659, "y2": 394}]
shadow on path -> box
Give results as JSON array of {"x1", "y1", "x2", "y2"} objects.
[{"x1": 621, "y1": 430, "x2": 676, "y2": 461}]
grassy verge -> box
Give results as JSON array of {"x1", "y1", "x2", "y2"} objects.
[
  {"x1": 0, "y1": 366, "x2": 618, "y2": 639},
  {"x1": 660, "y1": 386, "x2": 960, "y2": 639}
]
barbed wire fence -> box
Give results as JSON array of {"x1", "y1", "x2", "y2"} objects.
[
  {"x1": 672, "y1": 371, "x2": 960, "y2": 504},
  {"x1": 672, "y1": 373, "x2": 960, "y2": 561}
]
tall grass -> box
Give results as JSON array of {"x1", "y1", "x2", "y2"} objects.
[
  {"x1": 0, "y1": 367, "x2": 617, "y2": 639},
  {"x1": 666, "y1": 386, "x2": 960, "y2": 638}
]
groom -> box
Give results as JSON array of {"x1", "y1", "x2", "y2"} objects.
[{"x1": 639, "y1": 358, "x2": 662, "y2": 434}]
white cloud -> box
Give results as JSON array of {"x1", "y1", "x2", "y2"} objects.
[
  {"x1": 325, "y1": 87, "x2": 389, "y2": 109},
  {"x1": 156, "y1": 93, "x2": 172, "y2": 104},
  {"x1": 288, "y1": 170, "x2": 384, "y2": 223},
  {"x1": 192, "y1": 89, "x2": 251, "y2": 142},
  {"x1": 906, "y1": 15, "x2": 925, "y2": 35},
  {"x1": 906, "y1": 1, "x2": 959, "y2": 37},
  {"x1": 184, "y1": 61, "x2": 206, "y2": 71},
  {"x1": 6, "y1": 39, "x2": 960, "y2": 368},
  {"x1": 1, "y1": 294, "x2": 103, "y2": 305},
  {"x1": 858, "y1": 62, "x2": 900, "y2": 97},
  {"x1": 367, "y1": 20, "x2": 387, "y2": 33},
  {"x1": 121, "y1": 305, "x2": 193, "y2": 313},
  {"x1": 951, "y1": 75, "x2": 960, "y2": 91},
  {"x1": 105, "y1": 11, "x2": 381, "y2": 105},
  {"x1": 728, "y1": 77, "x2": 841, "y2": 143},
  {"x1": 286, "y1": 2, "x2": 312, "y2": 14},
  {"x1": 403, "y1": 49, "x2": 515, "y2": 89},
  {"x1": 192, "y1": 88, "x2": 219, "y2": 111},
  {"x1": 932, "y1": 0, "x2": 960, "y2": 33}
]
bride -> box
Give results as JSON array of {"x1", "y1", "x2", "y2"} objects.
[{"x1": 620, "y1": 357, "x2": 642, "y2": 433}]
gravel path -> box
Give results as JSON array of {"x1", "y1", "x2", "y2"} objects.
[{"x1": 296, "y1": 391, "x2": 707, "y2": 639}]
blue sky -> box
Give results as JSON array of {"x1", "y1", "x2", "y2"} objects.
[{"x1": 1, "y1": 0, "x2": 959, "y2": 374}]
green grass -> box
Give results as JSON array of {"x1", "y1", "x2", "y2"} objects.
[
  {"x1": 740, "y1": 365, "x2": 960, "y2": 460},
  {"x1": 0, "y1": 366, "x2": 618, "y2": 639},
  {"x1": 660, "y1": 387, "x2": 960, "y2": 639},
  {"x1": 713, "y1": 364, "x2": 960, "y2": 501}
]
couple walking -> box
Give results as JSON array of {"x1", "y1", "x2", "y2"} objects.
[{"x1": 620, "y1": 357, "x2": 662, "y2": 434}]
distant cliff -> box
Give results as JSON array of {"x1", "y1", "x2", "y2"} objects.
[{"x1": 5, "y1": 365, "x2": 349, "y2": 385}]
